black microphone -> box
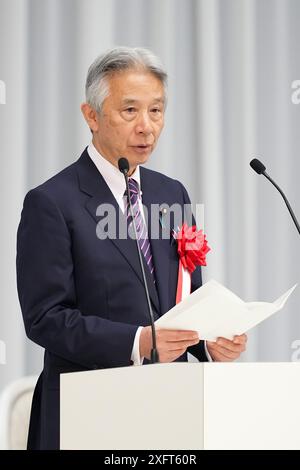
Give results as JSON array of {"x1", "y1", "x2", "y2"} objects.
[
  {"x1": 250, "y1": 158, "x2": 300, "y2": 236},
  {"x1": 118, "y1": 157, "x2": 159, "y2": 363}
]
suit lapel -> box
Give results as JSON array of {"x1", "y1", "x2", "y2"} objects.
[{"x1": 76, "y1": 150, "x2": 160, "y2": 312}]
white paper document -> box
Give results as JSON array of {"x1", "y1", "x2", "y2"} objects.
[{"x1": 155, "y1": 280, "x2": 297, "y2": 341}]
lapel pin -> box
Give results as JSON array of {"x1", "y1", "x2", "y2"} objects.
[{"x1": 159, "y1": 207, "x2": 168, "y2": 228}]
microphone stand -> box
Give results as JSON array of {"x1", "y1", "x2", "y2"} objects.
[
  {"x1": 250, "y1": 158, "x2": 300, "y2": 237},
  {"x1": 263, "y1": 171, "x2": 300, "y2": 236},
  {"x1": 121, "y1": 164, "x2": 159, "y2": 363}
]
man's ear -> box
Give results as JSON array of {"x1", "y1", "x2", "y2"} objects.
[{"x1": 81, "y1": 103, "x2": 99, "y2": 132}]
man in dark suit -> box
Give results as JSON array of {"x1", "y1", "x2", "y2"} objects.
[{"x1": 17, "y1": 47, "x2": 247, "y2": 450}]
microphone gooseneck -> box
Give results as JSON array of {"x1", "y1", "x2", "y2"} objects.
[
  {"x1": 250, "y1": 158, "x2": 300, "y2": 236},
  {"x1": 118, "y1": 157, "x2": 159, "y2": 363}
]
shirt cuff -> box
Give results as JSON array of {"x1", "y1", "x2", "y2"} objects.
[
  {"x1": 131, "y1": 326, "x2": 144, "y2": 365},
  {"x1": 204, "y1": 340, "x2": 214, "y2": 362}
]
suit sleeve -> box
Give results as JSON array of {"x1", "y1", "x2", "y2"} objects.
[
  {"x1": 16, "y1": 188, "x2": 138, "y2": 369},
  {"x1": 178, "y1": 181, "x2": 208, "y2": 362}
]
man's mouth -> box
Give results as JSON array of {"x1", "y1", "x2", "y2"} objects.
[
  {"x1": 133, "y1": 144, "x2": 151, "y2": 148},
  {"x1": 131, "y1": 144, "x2": 152, "y2": 153}
]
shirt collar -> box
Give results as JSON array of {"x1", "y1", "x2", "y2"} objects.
[{"x1": 87, "y1": 142, "x2": 141, "y2": 207}]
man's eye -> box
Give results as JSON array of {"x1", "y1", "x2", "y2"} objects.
[
  {"x1": 151, "y1": 108, "x2": 161, "y2": 113},
  {"x1": 125, "y1": 107, "x2": 136, "y2": 113}
]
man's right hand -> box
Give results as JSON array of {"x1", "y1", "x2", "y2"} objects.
[{"x1": 139, "y1": 326, "x2": 200, "y2": 363}]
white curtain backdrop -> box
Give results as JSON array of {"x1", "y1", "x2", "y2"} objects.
[{"x1": 0, "y1": 0, "x2": 300, "y2": 393}]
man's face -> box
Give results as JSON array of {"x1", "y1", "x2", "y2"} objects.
[{"x1": 92, "y1": 69, "x2": 165, "y2": 171}]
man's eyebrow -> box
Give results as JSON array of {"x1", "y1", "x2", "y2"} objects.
[
  {"x1": 122, "y1": 99, "x2": 138, "y2": 105},
  {"x1": 121, "y1": 97, "x2": 165, "y2": 105},
  {"x1": 152, "y1": 97, "x2": 165, "y2": 104}
]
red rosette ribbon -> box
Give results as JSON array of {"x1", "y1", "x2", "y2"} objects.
[{"x1": 174, "y1": 223, "x2": 210, "y2": 304}]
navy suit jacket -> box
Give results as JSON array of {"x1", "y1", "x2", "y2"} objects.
[{"x1": 16, "y1": 148, "x2": 207, "y2": 450}]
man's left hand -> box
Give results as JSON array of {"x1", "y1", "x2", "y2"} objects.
[{"x1": 206, "y1": 334, "x2": 247, "y2": 362}]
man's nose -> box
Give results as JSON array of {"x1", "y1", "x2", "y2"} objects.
[{"x1": 135, "y1": 112, "x2": 153, "y2": 135}]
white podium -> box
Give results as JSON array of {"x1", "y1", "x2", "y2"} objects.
[{"x1": 60, "y1": 362, "x2": 300, "y2": 450}]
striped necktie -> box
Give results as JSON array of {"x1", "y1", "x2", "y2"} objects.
[{"x1": 126, "y1": 178, "x2": 156, "y2": 282}]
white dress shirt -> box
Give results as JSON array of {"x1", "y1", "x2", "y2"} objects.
[{"x1": 87, "y1": 142, "x2": 212, "y2": 364}]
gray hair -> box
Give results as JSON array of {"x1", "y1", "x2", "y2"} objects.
[{"x1": 85, "y1": 47, "x2": 168, "y2": 113}]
